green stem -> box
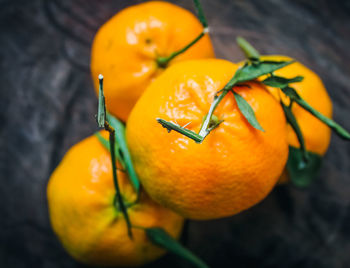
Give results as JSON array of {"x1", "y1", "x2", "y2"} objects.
[
  {"x1": 198, "y1": 91, "x2": 228, "y2": 137},
  {"x1": 107, "y1": 113, "x2": 141, "y2": 196},
  {"x1": 157, "y1": 118, "x2": 204, "y2": 143},
  {"x1": 156, "y1": 77, "x2": 237, "y2": 143},
  {"x1": 106, "y1": 123, "x2": 133, "y2": 239},
  {"x1": 156, "y1": 0, "x2": 208, "y2": 68},
  {"x1": 198, "y1": 77, "x2": 237, "y2": 137},
  {"x1": 236, "y1": 36, "x2": 260, "y2": 60},
  {"x1": 156, "y1": 31, "x2": 206, "y2": 68},
  {"x1": 193, "y1": 0, "x2": 208, "y2": 28},
  {"x1": 156, "y1": 42, "x2": 294, "y2": 142},
  {"x1": 97, "y1": 75, "x2": 133, "y2": 239},
  {"x1": 97, "y1": 74, "x2": 106, "y2": 128}
]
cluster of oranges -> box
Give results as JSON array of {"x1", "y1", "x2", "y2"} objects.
[{"x1": 47, "y1": 1, "x2": 342, "y2": 267}]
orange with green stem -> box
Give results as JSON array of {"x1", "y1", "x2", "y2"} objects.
[
  {"x1": 236, "y1": 37, "x2": 350, "y2": 186},
  {"x1": 127, "y1": 59, "x2": 290, "y2": 220},
  {"x1": 91, "y1": 0, "x2": 214, "y2": 122},
  {"x1": 47, "y1": 131, "x2": 185, "y2": 267},
  {"x1": 47, "y1": 75, "x2": 210, "y2": 268}
]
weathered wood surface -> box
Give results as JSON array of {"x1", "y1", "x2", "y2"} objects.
[{"x1": 1, "y1": 0, "x2": 350, "y2": 267}]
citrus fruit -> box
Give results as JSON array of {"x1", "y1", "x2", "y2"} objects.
[
  {"x1": 126, "y1": 59, "x2": 289, "y2": 220},
  {"x1": 260, "y1": 55, "x2": 333, "y2": 156},
  {"x1": 91, "y1": 1, "x2": 215, "y2": 122},
  {"x1": 47, "y1": 131, "x2": 184, "y2": 267}
]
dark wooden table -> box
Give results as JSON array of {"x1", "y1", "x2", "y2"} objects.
[{"x1": 1, "y1": 0, "x2": 350, "y2": 267}]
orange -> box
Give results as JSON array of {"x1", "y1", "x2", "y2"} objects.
[
  {"x1": 259, "y1": 55, "x2": 333, "y2": 156},
  {"x1": 47, "y1": 131, "x2": 184, "y2": 267},
  {"x1": 126, "y1": 59, "x2": 289, "y2": 220},
  {"x1": 91, "y1": 1, "x2": 215, "y2": 122}
]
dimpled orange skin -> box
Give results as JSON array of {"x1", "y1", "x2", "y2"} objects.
[
  {"x1": 126, "y1": 59, "x2": 289, "y2": 220},
  {"x1": 47, "y1": 132, "x2": 184, "y2": 267},
  {"x1": 91, "y1": 1, "x2": 215, "y2": 122},
  {"x1": 259, "y1": 55, "x2": 333, "y2": 156}
]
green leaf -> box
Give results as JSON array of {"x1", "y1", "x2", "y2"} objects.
[
  {"x1": 287, "y1": 146, "x2": 322, "y2": 188},
  {"x1": 280, "y1": 101, "x2": 308, "y2": 161},
  {"x1": 146, "y1": 227, "x2": 210, "y2": 268},
  {"x1": 236, "y1": 36, "x2": 260, "y2": 60},
  {"x1": 262, "y1": 75, "x2": 303, "y2": 88},
  {"x1": 232, "y1": 60, "x2": 295, "y2": 85},
  {"x1": 97, "y1": 74, "x2": 106, "y2": 128},
  {"x1": 157, "y1": 58, "x2": 295, "y2": 143},
  {"x1": 95, "y1": 132, "x2": 125, "y2": 169},
  {"x1": 233, "y1": 92, "x2": 264, "y2": 131},
  {"x1": 281, "y1": 86, "x2": 301, "y2": 100},
  {"x1": 296, "y1": 98, "x2": 350, "y2": 140},
  {"x1": 282, "y1": 87, "x2": 350, "y2": 140},
  {"x1": 106, "y1": 113, "x2": 141, "y2": 194}
]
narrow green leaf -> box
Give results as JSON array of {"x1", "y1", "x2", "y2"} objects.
[
  {"x1": 287, "y1": 146, "x2": 322, "y2": 188},
  {"x1": 146, "y1": 227, "x2": 210, "y2": 268},
  {"x1": 193, "y1": 0, "x2": 208, "y2": 28},
  {"x1": 233, "y1": 92, "x2": 264, "y2": 131},
  {"x1": 106, "y1": 113, "x2": 141, "y2": 194},
  {"x1": 282, "y1": 87, "x2": 350, "y2": 140},
  {"x1": 280, "y1": 101, "x2": 308, "y2": 161},
  {"x1": 296, "y1": 98, "x2": 350, "y2": 140},
  {"x1": 233, "y1": 60, "x2": 295, "y2": 84},
  {"x1": 95, "y1": 132, "x2": 125, "y2": 169},
  {"x1": 262, "y1": 75, "x2": 303, "y2": 88},
  {"x1": 236, "y1": 36, "x2": 260, "y2": 60},
  {"x1": 281, "y1": 86, "x2": 301, "y2": 100},
  {"x1": 157, "y1": 55, "x2": 295, "y2": 142},
  {"x1": 97, "y1": 74, "x2": 106, "y2": 128}
]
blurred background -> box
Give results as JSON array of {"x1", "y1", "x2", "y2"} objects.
[{"x1": 1, "y1": 0, "x2": 350, "y2": 267}]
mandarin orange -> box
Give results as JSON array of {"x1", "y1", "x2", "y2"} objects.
[
  {"x1": 126, "y1": 59, "x2": 289, "y2": 220},
  {"x1": 91, "y1": 1, "x2": 214, "y2": 121},
  {"x1": 47, "y1": 131, "x2": 184, "y2": 266},
  {"x1": 260, "y1": 55, "x2": 333, "y2": 156}
]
